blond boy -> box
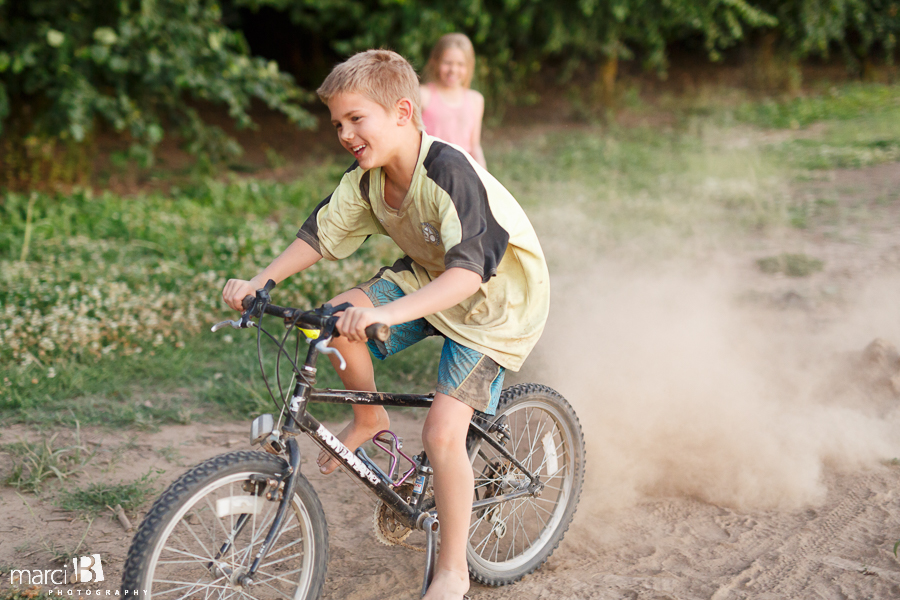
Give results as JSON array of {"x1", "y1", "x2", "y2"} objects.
[{"x1": 223, "y1": 49, "x2": 549, "y2": 600}]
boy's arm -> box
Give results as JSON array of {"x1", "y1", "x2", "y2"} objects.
[
  {"x1": 337, "y1": 267, "x2": 482, "y2": 342},
  {"x1": 222, "y1": 238, "x2": 322, "y2": 311}
]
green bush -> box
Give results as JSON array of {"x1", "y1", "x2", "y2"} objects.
[
  {"x1": 3, "y1": 0, "x2": 898, "y2": 177},
  {"x1": 754, "y1": 0, "x2": 900, "y2": 67},
  {"x1": 0, "y1": 0, "x2": 313, "y2": 183},
  {"x1": 239, "y1": 0, "x2": 776, "y2": 112}
]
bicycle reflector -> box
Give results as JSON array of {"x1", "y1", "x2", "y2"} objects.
[
  {"x1": 216, "y1": 495, "x2": 268, "y2": 518},
  {"x1": 251, "y1": 414, "x2": 275, "y2": 445}
]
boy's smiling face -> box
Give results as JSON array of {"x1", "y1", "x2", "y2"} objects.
[{"x1": 329, "y1": 92, "x2": 404, "y2": 170}]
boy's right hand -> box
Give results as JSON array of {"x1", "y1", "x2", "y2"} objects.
[{"x1": 222, "y1": 278, "x2": 259, "y2": 312}]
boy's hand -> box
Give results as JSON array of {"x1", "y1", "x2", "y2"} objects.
[
  {"x1": 336, "y1": 306, "x2": 389, "y2": 343},
  {"x1": 223, "y1": 278, "x2": 259, "y2": 312}
]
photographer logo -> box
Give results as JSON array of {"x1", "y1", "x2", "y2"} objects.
[
  {"x1": 72, "y1": 554, "x2": 104, "y2": 583},
  {"x1": 9, "y1": 553, "x2": 104, "y2": 585},
  {"x1": 10, "y1": 552, "x2": 145, "y2": 596}
]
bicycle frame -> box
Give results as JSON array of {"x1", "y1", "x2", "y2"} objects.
[{"x1": 239, "y1": 325, "x2": 546, "y2": 596}]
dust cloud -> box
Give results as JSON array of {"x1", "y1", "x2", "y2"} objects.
[{"x1": 526, "y1": 262, "x2": 900, "y2": 512}]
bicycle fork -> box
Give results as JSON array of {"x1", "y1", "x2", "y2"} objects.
[{"x1": 207, "y1": 437, "x2": 303, "y2": 588}]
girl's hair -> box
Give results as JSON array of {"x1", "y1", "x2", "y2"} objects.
[
  {"x1": 424, "y1": 33, "x2": 476, "y2": 88},
  {"x1": 317, "y1": 49, "x2": 423, "y2": 131}
]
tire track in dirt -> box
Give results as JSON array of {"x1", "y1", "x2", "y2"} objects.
[{"x1": 711, "y1": 470, "x2": 899, "y2": 599}]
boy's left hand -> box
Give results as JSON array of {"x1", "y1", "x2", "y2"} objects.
[{"x1": 336, "y1": 306, "x2": 389, "y2": 343}]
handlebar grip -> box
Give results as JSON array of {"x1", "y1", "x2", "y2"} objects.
[
  {"x1": 241, "y1": 280, "x2": 276, "y2": 312},
  {"x1": 365, "y1": 323, "x2": 390, "y2": 342}
]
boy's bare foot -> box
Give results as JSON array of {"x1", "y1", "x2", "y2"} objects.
[
  {"x1": 422, "y1": 569, "x2": 470, "y2": 600},
  {"x1": 316, "y1": 407, "x2": 390, "y2": 474}
]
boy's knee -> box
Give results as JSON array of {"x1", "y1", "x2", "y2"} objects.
[
  {"x1": 329, "y1": 287, "x2": 373, "y2": 311},
  {"x1": 422, "y1": 419, "x2": 464, "y2": 455}
]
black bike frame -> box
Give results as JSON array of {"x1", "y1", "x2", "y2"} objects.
[
  {"x1": 238, "y1": 300, "x2": 545, "y2": 594},
  {"x1": 286, "y1": 386, "x2": 544, "y2": 521},
  {"x1": 283, "y1": 379, "x2": 544, "y2": 597}
]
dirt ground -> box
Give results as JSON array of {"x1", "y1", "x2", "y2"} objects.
[{"x1": 2, "y1": 162, "x2": 900, "y2": 599}]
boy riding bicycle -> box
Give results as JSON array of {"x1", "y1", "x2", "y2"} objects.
[{"x1": 222, "y1": 49, "x2": 549, "y2": 600}]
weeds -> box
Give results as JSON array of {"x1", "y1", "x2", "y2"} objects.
[
  {"x1": 2, "y1": 82, "x2": 898, "y2": 424},
  {"x1": 778, "y1": 138, "x2": 900, "y2": 170},
  {"x1": 0, "y1": 586, "x2": 56, "y2": 600},
  {"x1": 57, "y1": 468, "x2": 162, "y2": 516},
  {"x1": 155, "y1": 443, "x2": 184, "y2": 465},
  {"x1": 42, "y1": 518, "x2": 94, "y2": 564},
  {"x1": 734, "y1": 83, "x2": 900, "y2": 130},
  {"x1": 2, "y1": 424, "x2": 94, "y2": 492},
  {"x1": 757, "y1": 253, "x2": 825, "y2": 277}
]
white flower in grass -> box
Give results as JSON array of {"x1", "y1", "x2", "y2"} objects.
[{"x1": 47, "y1": 367, "x2": 57, "y2": 379}]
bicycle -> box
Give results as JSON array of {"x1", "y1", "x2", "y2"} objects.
[{"x1": 120, "y1": 280, "x2": 586, "y2": 599}]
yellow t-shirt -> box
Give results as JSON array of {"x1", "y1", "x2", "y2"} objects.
[{"x1": 297, "y1": 133, "x2": 549, "y2": 371}]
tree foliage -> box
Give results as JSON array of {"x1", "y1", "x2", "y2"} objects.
[
  {"x1": 1, "y1": 0, "x2": 898, "y2": 180},
  {"x1": 0, "y1": 0, "x2": 312, "y2": 174},
  {"x1": 236, "y1": 0, "x2": 778, "y2": 108},
  {"x1": 755, "y1": 0, "x2": 899, "y2": 68}
]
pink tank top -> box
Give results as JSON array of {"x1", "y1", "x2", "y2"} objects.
[{"x1": 421, "y1": 84, "x2": 478, "y2": 155}]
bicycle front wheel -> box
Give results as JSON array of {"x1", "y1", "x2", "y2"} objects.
[
  {"x1": 467, "y1": 383, "x2": 586, "y2": 586},
  {"x1": 121, "y1": 450, "x2": 328, "y2": 600}
]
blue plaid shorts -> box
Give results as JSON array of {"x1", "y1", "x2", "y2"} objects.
[{"x1": 356, "y1": 277, "x2": 505, "y2": 415}]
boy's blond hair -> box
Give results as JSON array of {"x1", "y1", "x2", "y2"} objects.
[
  {"x1": 318, "y1": 49, "x2": 423, "y2": 131},
  {"x1": 425, "y1": 33, "x2": 476, "y2": 89}
]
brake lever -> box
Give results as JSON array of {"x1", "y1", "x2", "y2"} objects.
[
  {"x1": 211, "y1": 317, "x2": 257, "y2": 332},
  {"x1": 314, "y1": 338, "x2": 346, "y2": 371}
]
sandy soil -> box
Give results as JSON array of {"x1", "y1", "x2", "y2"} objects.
[{"x1": 2, "y1": 163, "x2": 900, "y2": 599}]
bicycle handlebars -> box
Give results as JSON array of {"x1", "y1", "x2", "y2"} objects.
[{"x1": 236, "y1": 280, "x2": 390, "y2": 343}]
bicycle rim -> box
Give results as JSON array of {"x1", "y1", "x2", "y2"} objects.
[
  {"x1": 142, "y1": 471, "x2": 319, "y2": 600},
  {"x1": 467, "y1": 395, "x2": 578, "y2": 575}
]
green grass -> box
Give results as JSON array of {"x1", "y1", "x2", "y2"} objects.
[
  {"x1": 732, "y1": 83, "x2": 900, "y2": 171},
  {"x1": 490, "y1": 121, "x2": 788, "y2": 261},
  {"x1": 0, "y1": 168, "x2": 432, "y2": 426},
  {"x1": 0, "y1": 323, "x2": 442, "y2": 427},
  {"x1": 756, "y1": 253, "x2": 825, "y2": 277},
  {"x1": 734, "y1": 83, "x2": 900, "y2": 130},
  {"x1": 42, "y1": 519, "x2": 95, "y2": 564},
  {"x1": 2, "y1": 81, "x2": 899, "y2": 428},
  {"x1": 155, "y1": 443, "x2": 185, "y2": 464},
  {"x1": 2, "y1": 426, "x2": 94, "y2": 492},
  {"x1": 57, "y1": 468, "x2": 161, "y2": 516}
]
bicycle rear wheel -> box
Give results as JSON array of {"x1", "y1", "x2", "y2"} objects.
[
  {"x1": 121, "y1": 451, "x2": 328, "y2": 600},
  {"x1": 467, "y1": 383, "x2": 585, "y2": 586}
]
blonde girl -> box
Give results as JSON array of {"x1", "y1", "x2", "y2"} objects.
[{"x1": 421, "y1": 33, "x2": 487, "y2": 168}]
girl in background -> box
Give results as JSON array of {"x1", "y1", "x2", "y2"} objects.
[{"x1": 421, "y1": 33, "x2": 487, "y2": 168}]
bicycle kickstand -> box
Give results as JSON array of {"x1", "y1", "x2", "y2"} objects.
[{"x1": 420, "y1": 515, "x2": 439, "y2": 598}]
